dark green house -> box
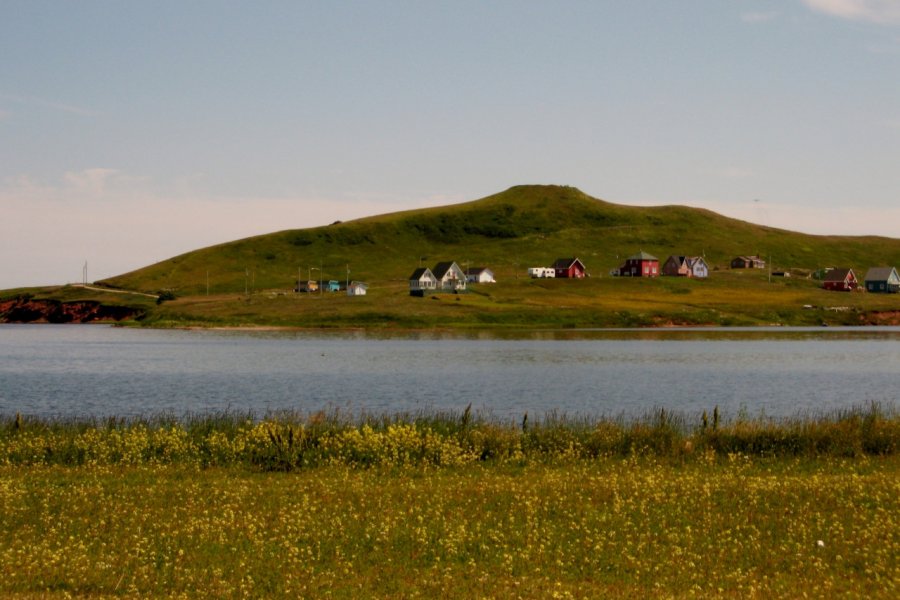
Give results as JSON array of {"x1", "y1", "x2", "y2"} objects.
[{"x1": 864, "y1": 267, "x2": 900, "y2": 293}]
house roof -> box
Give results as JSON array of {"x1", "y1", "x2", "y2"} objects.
[
  {"x1": 864, "y1": 267, "x2": 898, "y2": 282},
  {"x1": 552, "y1": 258, "x2": 584, "y2": 269},
  {"x1": 823, "y1": 268, "x2": 855, "y2": 282},
  {"x1": 409, "y1": 267, "x2": 432, "y2": 280},
  {"x1": 627, "y1": 251, "x2": 657, "y2": 261},
  {"x1": 432, "y1": 261, "x2": 460, "y2": 279},
  {"x1": 465, "y1": 267, "x2": 491, "y2": 275}
]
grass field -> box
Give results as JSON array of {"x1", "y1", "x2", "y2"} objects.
[
  {"x1": 134, "y1": 269, "x2": 900, "y2": 329},
  {"x1": 1, "y1": 407, "x2": 898, "y2": 598}
]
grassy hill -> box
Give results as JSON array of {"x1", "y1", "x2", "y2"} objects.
[
  {"x1": 6, "y1": 185, "x2": 900, "y2": 328},
  {"x1": 101, "y1": 185, "x2": 900, "y2": 295}
]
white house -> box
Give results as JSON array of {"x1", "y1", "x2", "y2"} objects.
[
  {"x1": 528, "y1": 267, "x2": 556, "y2": 278},
  {"x1": 432, "y1": 261, "x2": 467, "y2": 291},
  {"x1": 465, "y1": 267, "x2": 495, "y2": 284},
  {"x1": 688, "y1": 257, "x2": 709, "y2": 279},
  {"x1": 347, "y1": 281, "x2": 368, "y2": 296},
  {"x1": 409, "y1": 267, "x2": 437, "y2": 295}
]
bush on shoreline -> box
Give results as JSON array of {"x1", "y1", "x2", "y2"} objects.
[{"x1": 2, "y1": 403, "x2": 896, "y2": 470}]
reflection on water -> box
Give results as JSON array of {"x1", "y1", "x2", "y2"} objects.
[{"x1": 1, "y1": 324, "x2": 898, "y2": 419}]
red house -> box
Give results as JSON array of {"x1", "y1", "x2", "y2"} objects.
[
  {"x1": 618, "y1": 251, "x2": 659, "y2": 278},
  {"x1": 552, "y1": 258, "x2": 586, "y2": 278},
  {"x1": 822, "y1": 268, "x2": 859, "y2": 291}
]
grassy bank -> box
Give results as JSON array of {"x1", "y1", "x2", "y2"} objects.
[
  {"x1": 3, "y1": 404, "x2": 897, "y2": 469},
  {"x1": 119, "y1": 271, "x2": 900, "y2": 329}
]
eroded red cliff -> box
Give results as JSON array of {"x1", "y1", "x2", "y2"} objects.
[{"x1": 0, "y1": 297, "x2": 143, "y2": 323}]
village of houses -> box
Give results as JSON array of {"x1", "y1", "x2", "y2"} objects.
[
  {"x1": 298, "y1": 253, "x2": 900, "y2": 297},
  {"x1": 407, "y1": 254, "x2": 900, "y2": 295}
]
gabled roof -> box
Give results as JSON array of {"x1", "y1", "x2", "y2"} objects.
[
  {"x1": 627, "y1": 251, "x2": 657, "y2": 261},
  {"x1": 686, "y1": 256, "x2": 708, "y2": 267},
  {"x1": 823, "y1": 268, "x2": 855, "y2": 282},
  {"x1": 552, "y1": 258, "x2": 584, "y2": 269},
  {"x1": 409, "y1": 267, "x2": 433, "y2": 280},
  {"x1": 864, "y1": 267, "x2": 899, "y2": 282},
  {"x1": 432, "y1": 261, "x2": 461, "y2": 279}
]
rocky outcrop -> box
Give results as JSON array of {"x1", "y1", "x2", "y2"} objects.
[
  {"x1": 858, "y1": 310, "x2": 900, "y2": 326},
  {"x1": 0, "y1": 297, "x2": 143, "y2": 323}
]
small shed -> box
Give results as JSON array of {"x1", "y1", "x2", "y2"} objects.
[
  {"x1": 618, "y1": 252, "x2": 659, "y2": 277},
  {"x1": 822, "y1": 268, "x2": 859, "y2": 292},
  {"x1": 465, "y1": 267, "x2": 495, "y2": 284},
  {"x1": 552, "y1": 258, "x2": 586, "y2": 279},
  {"x1": 347, "y1": 281, "x2": 368, "y2": 296},
  {"x1": 326, "y1": 280, "x2": 341, "y2": 292},
  {"x1": 864, "y1": 267, "x2": 900, "y2": 293}
]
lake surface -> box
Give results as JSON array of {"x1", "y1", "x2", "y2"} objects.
[{"x1": 1, "y1": 324, "x2": 898, "y2": 420}]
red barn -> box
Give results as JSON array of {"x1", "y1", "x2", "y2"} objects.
[
  {"x1": 618, "y1": 251, "x2": 659, "y2": 277},
  {"x1": 822, "y1": 268, "x2": 858, "y2": 291},
  {"x1": 552, "y1": 258, "x2": 586, "y2": 279}
]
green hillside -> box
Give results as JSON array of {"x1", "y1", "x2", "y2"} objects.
[
  {"x1": 8, "y1": 185, "x2": 899, "y2": 328},
  {"x1": 101, "y1": 185, "x2": 900, "y2": 296}
]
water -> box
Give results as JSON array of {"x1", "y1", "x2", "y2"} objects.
[{"x1": 1, "y1": 324, "x2": 898, "y2": 419}]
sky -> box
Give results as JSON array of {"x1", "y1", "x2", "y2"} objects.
[{"x1": 2, "y1": 0, "x2": 899, "y2": 288}]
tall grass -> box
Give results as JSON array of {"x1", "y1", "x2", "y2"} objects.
[{"x1": 2, "y1": 403, "x2": 896, "y2": 470}]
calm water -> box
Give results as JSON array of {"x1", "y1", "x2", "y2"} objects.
[{"x1": 1, "y1": 324, "x2": 898, "y2": 419}]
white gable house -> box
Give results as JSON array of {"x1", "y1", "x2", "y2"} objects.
[
  {"x1": 432, "y1": 261, "x2": 467, "y2": 291},
  {"x1": 409, "y1": 267, "x2": 437, "y2": 295},
  {"x1": 347, "y1": 281, "x2": 368, "y2": 296}
]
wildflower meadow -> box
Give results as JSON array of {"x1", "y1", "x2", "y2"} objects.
[{"x1": 0, "y1": 406, "x2": 897, "y2": 598}]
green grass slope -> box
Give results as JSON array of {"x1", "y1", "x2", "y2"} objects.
[
  {"x1": 101, "y1": 184, "x2": 900, "y2": 297},
  {"x1": 64, "y1": 185, "x2": 898, "y2": 328}
]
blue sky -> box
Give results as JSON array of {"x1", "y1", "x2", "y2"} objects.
[{"x1": 2, "y1": 0, "x2": 899, "y2": 288}]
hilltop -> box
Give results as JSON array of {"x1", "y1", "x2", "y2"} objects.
[{"x1": 4, "y1": 185, "x2": 900, "y2": 327}]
